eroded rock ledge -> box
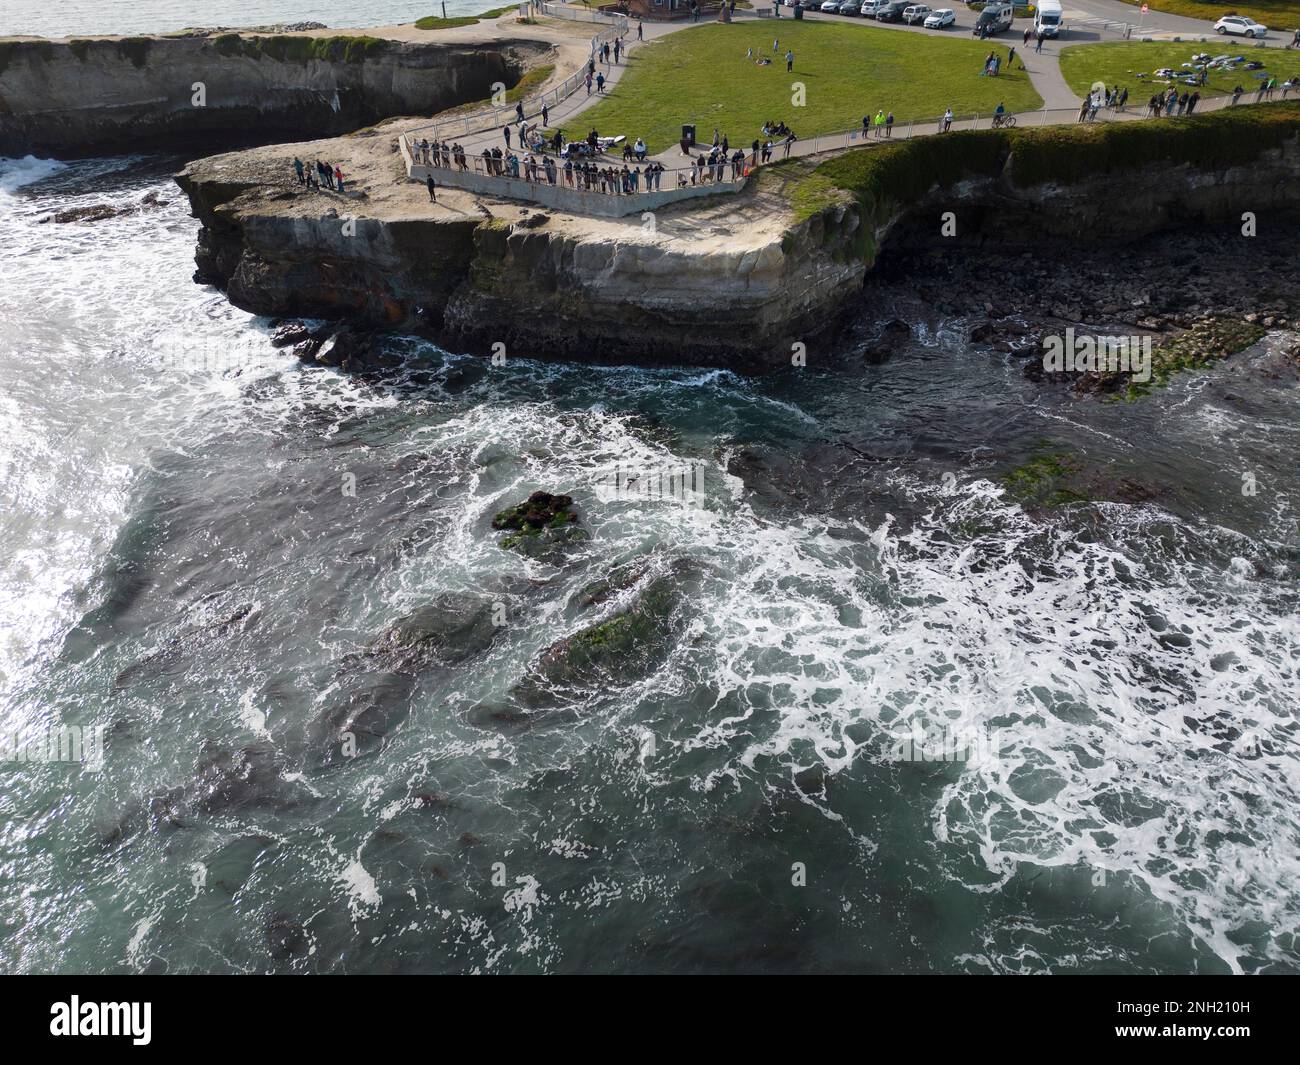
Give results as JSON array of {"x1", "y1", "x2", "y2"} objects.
[
  {"x1": 175, "y1": 107, "x2": 1300, "y2": 371},
  {"x1": 0, "y1": 32, "x2": 548, "y2": 156}
]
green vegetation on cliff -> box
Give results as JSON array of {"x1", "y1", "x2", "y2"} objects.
[
  {"x1": 116, "y1": 37, "x2": 152, "y2": 67},
  {"x1": 415, "y1": 5, "x2": 515, "y2": 28},
  {"x1": 211, "y1": 34, "x2": 391, "y2": 63},
  {"x1": 0, "y1": 40, "x2": 55, "y2": 75},
  {"x1": 579, "y1": 22, "x2": 1042, "y2": 153},
  {"x1": 785, "y1": 100, "x2": 1300, "y2": 224}
]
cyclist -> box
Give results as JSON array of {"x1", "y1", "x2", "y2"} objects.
[{"x1": 993, "y1": 101, "x2": 1007, "y2": 127}]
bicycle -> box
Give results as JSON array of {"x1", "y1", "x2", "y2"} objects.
[{"x1": 991, "y1": 113, "x2": 1017, "y2": 128}]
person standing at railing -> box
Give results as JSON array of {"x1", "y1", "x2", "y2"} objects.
[
  {"x1": 504, "y1": 124, "x2": 512, "y2": 149},
  {"x1": 940, "y1": 107, "x2": 953, "y2": 133},
  {"x1": 542, "y1": 104, "x2": 550, "y2": 127},
  {"x1": 782, "y1": 132, "x2": 796, "y2": 158}
]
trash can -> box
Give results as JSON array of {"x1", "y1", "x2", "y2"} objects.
[
  {"x1": 682, "y1": 123, "x2": 696, "y2": 147},
  {"x1": 793, "y1": 4, "x2": 804, "y2": 19}
]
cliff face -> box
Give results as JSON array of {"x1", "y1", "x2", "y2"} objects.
[
  {"x1": 176, "y1": 162, "x2": 859, "y2": 369},
  {"x1": 0, "y1": 35, "x2": 548, "y2": 156},
  {"x1": 175, "y1": 130, "x2": 1300, "y2": 371}
]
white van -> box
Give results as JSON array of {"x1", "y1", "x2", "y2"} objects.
[{"x1": 1035, "y1": 0, "x2": 1063, "y2": 38}]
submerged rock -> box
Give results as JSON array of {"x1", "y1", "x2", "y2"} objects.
[
  {"x1": 37, "y1": 203, "x2": 135, "y2": 224},
  {"x1": 364, "y1": 593, "x2": 501, "y2": 673},
  {"x1": 512, "y1": 563, "x2": 696, "y2": 708},
  {"x1": 863, "y1": 318, "x2": 911, "y2": 363}
]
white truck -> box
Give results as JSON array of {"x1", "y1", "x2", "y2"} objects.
[{"x1": 1035, "y1": 0, "x2": 1063, "y2": 37}]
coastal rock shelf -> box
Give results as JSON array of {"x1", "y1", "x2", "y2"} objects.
[{"x1": 175, "y1": 108, "x2": 1300, "y2": 371}]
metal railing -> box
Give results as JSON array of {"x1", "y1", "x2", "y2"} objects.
[{"x1": 399, "y1": 91, "x2": 1286, "y2": 212}]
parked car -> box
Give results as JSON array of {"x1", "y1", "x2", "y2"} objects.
[
  {"x1": 1214, "y1": 15, "x2": 1268, "y2": 37},
  {"x1": 876, "y1": 0, "x2": 909, "y2": 20},
  {"x1": 820, "y1": 0, "x2": 841, "y2": 11},
  {"x1": 860, "y1": 0, "x2": 888, "y2": 14},
  {"x1": 838, "y1": 0, "x2": 862, "y2": 13},
  {"x1": 972, "y1": 1, "x2": 1014, "y2": 35},
  {"x1": 902, "y1": 4, "x2": 932, "y2": 23},
  {"x1": 923, "y1": 7, "x2": 956, "y2": 27}
]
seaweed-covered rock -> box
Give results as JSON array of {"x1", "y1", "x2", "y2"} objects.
[
  {"x1": 492, "y1": 491, "x2": 588, "y2": 559},
  {"x1": 515, "y1": 565, "x2": 694, "y2": 703}
]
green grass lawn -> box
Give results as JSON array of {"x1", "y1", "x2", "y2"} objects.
[
  {"x1": 1060, "y1": 41, "x2": 1300, "y2": 99},
  {"x1": 577, "y1": 22, "x2": 1041, "y2": 153},
  {"x1": 414, "y1": 6, "x2": 516, "y2": 29},
  {"x1": 1134, "y1": 0, "x2": 1300, "y2": 30}
]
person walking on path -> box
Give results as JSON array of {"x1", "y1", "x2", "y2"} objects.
[
  {"x1": 503, "y1": 124, "x2": 512, "y2": 149},
  {"x1": 293, "y1": 157, "x2": 304, "y2": 185},
  {"x1": 637, "y1": 21, "x2": 643, "y2": 41},
  {"x1": 542, "y1": 103, "x2": 549, "y2": 127},
  {"x1": 596, "y1": 72, "x2": 606, "y2": 94},
  {"x1": 786, "y1": 49, "x2": 794, "y2": 73},
  {"x1": 783, "y1": 131, "x2": 796, "y2": 158},
  {"x1": 1022, "y1": 27, "x2": 1032, "y2": 46},
  {"x1": 585, "y1": 71, "x2": 593, "y2": 96},
  {"x1": 940, "y1": 107, "x2": 953, "y2": 133},
  {"x1": 334, "y1": 165, "x2": 344, "y2": 194},
  {"x1": 614, "y1": 39, "x2": 621, "y2": 64},
  {"x1": 426, "y1": 174, "x2": 436, "y2": 202},
  {"x1": 1007, "y1": 46, "x2": 1016, "y2": 68},
  {"x1": 1034, "y1": 31, "x2": 1044, "y2": 54}
]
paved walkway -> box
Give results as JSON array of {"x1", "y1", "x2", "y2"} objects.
[{"x1": 405, "y1": 4, "x2": 1293, "y2": 209}]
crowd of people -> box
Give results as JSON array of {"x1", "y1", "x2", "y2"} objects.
[{"x1": 292, "y1": 157, "x2": 346, "y2": 193}]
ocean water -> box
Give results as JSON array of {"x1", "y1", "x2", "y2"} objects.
[
  {"x1": 2, "y1": 0, "x2": 509, "y2": 39},
  {"x1": 1, "y1": 153, "x2": 1298, "y2": 974}
]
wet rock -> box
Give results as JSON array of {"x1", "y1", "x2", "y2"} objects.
[
  {"x1": 269, "y1": 321, "x2": 315, "y2": 348},
  {"x1": 319, "y1": 671, "x2": 416, "y2": 761},
  {"x1": 266, "y1": 912, "x2": 310, "y2": 960},
  {"x1": 492, "y1": 490, "x2": 588, "y2": 560},
  {"x1": 571, "y1": 560, "x2": 649, "y2": 610},
  {"x1": 863, "y1": 318, "x2": 911, "y2": 363},
  {"x1": 311, "y1": 326, "x2": 403, "y2": 371},
  {"x1": 37, "y1": 203, "x2": 134, "y2": 224},
  {"x1": 363, "y1": 593, "x2": 501, "y2": 673},
  {"x1": 142, "y1": 743, "x2": 312, "y2": 833},
  {"x1": 512, "y1": 565, "x2": 694, "y2": 705}
]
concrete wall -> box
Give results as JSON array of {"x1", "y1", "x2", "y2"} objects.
[{"x1": 405, "y1": 158, "x2": 743, "y2": 217}]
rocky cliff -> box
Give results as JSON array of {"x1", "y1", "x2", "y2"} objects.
[
  {"x1": 175, "y1": 105, "x2": 1300, "y2": 371},
  {"x1": 0, "y1": 33, "x2": 549, "y2": 156}
]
